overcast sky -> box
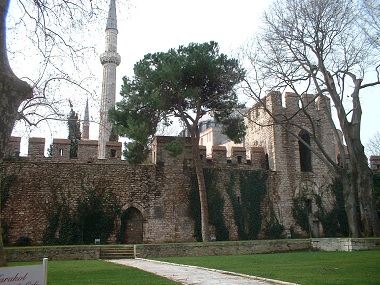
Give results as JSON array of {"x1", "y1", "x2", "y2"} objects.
[{"x1": 8, "y1": 0, "x2": 380, "y2": 155}]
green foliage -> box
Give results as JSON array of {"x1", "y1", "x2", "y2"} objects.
[
  {"x1": 292, "y1": 178, "x2": 349, "y2": 237},
  {"x1": 76, "y1": 186, "x2": 120, "y2": 244},
  {"x1": 110, "y1": 41, "x2": 245, "y2": 157},
  {"x1": 0, "y1": 173, "x2": 17, "y2": 209},
  {"x1": 67, "y1": 104, "x2": 81, "y2": 159},
  {"x1": 188, "y1": 173, "x2": 202, "y2": 241},
  {"x1": 47, "y1": 143, "x2": 53, "y2": 157},
  {"x1": 163, "y1": 137, "x2": 185, "y2": 157},
  {"x1": 264, "y1": 223, "x2": 285, "y2": 239},
  {"x1": 374, "y1": 172, "x2": 380, "y2": 213},
  {"x1": 109, "y1": 125, "x2": 119, "y2": 142},
  {"x1": 219, "y1": 116, "x2": 246, "y2": 144},
  {"x1": 315, "y1": 179, "x2": 349, "y2": 237},
  {"x1": 42, "y1": 188, "x2": 63, "y2": 245},
  {"x1": 123, "y1": 141, "x2": 147, "y2": 165},
  {"x1": 189, "y1": 169, "x2": 229, "y2": 241},
  {"x1": 237, "y1": 170, "x2": 268, "y2": 239},
  {"x1": 292, "y1": 193, "x2": 310, "y2": 234},
  {"x1": 189, "y1": 168, "x2": 268, "y2": 241},
  {"x1": 264, "y1": 195, "x2": 285, "y2": 239},
  {"x1": 43, "y1": 182, "x2": 120, "y2": 245}
]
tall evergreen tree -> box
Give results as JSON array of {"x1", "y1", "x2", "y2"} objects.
[
  {"x1": 110, "y1": 42, "x2": 245, "y2": 241},
  {"x1": 67, "y1": 101, "x2": 81, "y2": 158}
]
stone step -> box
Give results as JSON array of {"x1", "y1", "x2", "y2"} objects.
[{"x1": 99, "y1": 246, "x2": 136, "y2": 259}]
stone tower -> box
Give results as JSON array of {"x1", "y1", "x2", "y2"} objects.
[
  {"x1": 82, "y1": 99, "x2": 90, "y2": 140},
  {"x1": 98, "y1": 0, "x2": 121, "y2": 158}
]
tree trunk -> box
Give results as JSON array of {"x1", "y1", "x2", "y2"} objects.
[
  {"x1": 190, "y1": 137, "x2": 209, "y2": 242},
  {"x1": 323, "y1": 71, "x2": 379, "y2": 237},
  {"x1": 347, "y1": 138, "x2": 380, "y2": 236},
  {"x1": 0, "y1": 0, "x2": 33, "y2": 266},
  {"x1": 340, "y1": 170, "x2": 360, "y2": 237}
]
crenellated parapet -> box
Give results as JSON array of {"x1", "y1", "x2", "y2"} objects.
[
  {"x1": 6, "y1": 137, "x2": 122, "y2": 162},
  {"x1": 8, "y1": 135, "x2": 272, "y2": 170},
  {"x1": 151, "y1": 136, "x2": 268, "y2": 169}
]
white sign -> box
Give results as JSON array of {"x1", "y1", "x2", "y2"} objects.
[{"x1": 0, "y1": 258, "x2": 48, "y2": 285}]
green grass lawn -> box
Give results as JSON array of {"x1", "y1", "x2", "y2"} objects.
[
  {"x1": 11, "y1": 260, "x2": 180, "y2": 285},
  {"x1": 10, "y1": 251, "x2": 380, "y2": 285},
  {"x1": 156, "y1": 251, "x2": 380, "y2": 285}
]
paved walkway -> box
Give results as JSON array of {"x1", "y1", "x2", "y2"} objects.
[{"x1": 108, "y1": 258, "x2": 298, "y2": 285}]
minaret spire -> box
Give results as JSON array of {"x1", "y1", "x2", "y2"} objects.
[
  {"x1": 82, "y1": 98, "x2": 90, "y2": 140},
  {"x1": 98, "y1": 0, "x2": 121, "y2": 158}
]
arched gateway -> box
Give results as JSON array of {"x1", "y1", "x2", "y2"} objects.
[{"x1": 120, "y1": 207, "x2": 143, "y2": 244}]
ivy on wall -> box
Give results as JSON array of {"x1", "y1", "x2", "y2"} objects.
[
  {"x1": 42, "y1": 181, "x2": 120, "y2": 245},
  {"x1": 189, "y1": 168, "x2": 268, "y2": 241},
  {"x1": 0, "y1": 173, "x2": 18, "y2": 209},
  {"x1": 292, "y1": 193, "x2": 311, "y2": 235},
  {"x1": 189, "y1": 168, "x2": 229, "y2": 241},
  {"x1": 236, "y1": 170, "x2": 268, "y2": 239},
  {"x1": 0, "y1": 171, "x2": 18, "y2": 245},
  {"x1": 292, "y1": 178, "x2": 349, "y2": 237},
  {"x1": 263, "y1": 195, "x2": 285, "y2": 239},
  {"x1": 374, "y1": 172, "x2": 380, "y2": 214},
  {"x1": 315, "y1": 178, "x2": 349, "y2": 237}
]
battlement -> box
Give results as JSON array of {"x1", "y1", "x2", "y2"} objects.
[
  {"x1": 6, "y1": 137, "x2": 122, "y2": 161},
  {"x1": 248, "y1": 91, "x2": 331, "y2": 119},
  {"x1": 7, "y1": 136, "x2": 268, "y2": 169},
  {"x1": 152, "y1": 136, "x2": 267, "y2": 169}
]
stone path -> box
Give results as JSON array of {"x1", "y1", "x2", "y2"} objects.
[{"x1": 108, "y1": 258, "x2": 298, "y2": 285}]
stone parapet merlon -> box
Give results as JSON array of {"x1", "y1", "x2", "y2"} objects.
[
  {"x1": 151, "y1": 136, "x2": 267, "y2": 169},
  {"x1": 6, "y1": 137, "x2": 122, "y2": 162},
  {"x1": 247, "y1": 91, "x2": 331, "y2": 120}
]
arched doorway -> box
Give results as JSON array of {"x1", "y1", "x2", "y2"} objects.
[{"x1": 120, "y1": 207, "x2": 143, "y2": 244}]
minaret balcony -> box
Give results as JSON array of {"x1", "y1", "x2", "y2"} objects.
[{"x1": 100, "y1": 52, "x2": 121, "y2": 65}]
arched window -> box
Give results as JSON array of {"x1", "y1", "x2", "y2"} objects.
[
  {"x1": 265, "y1": 153, "x2": 270, "y2": 170},
  {"x1": 299, "y1": 130, "x2": 312, "y2": 172}
]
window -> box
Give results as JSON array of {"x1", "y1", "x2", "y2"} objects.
[
  {"x1": 265, "y1": 153, "x2": 270, "y2": 170},
  {"x1": 110, "y1": 149, "x2": 116, "y2": 158},
  {"x1": 237, "y1": 155, "x2": 242, "y2": 164},
  {"x1": 59, "y1": 149, "x2": 64, "y2": 156},
  {"x1": 299, "y1": 130, "x2": 312, "y2": 172}
]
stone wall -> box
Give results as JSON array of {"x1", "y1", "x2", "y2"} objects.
[
  {"x1": 2, "y1": 89, "x2": 341, "y2": 246},
  {"x1": 2, "y1": 159, "x2": 194, "y2": 245},
  {"x1": 311, "y1": 238, "x2": 380, "y2": 252},
  {"x1": 5, "y1": 239, "x2": 380, "y2": 262},
  {"x1": 1, "y1": 133, "x2": 339, "y2": 245},
  {"x1": 136, "y1": 240, "x2": 311, "y2": 258},
  {"x1": 5, "y1": 246, "x2": 100, "y2": 262}
]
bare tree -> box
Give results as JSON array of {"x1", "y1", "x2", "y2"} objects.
[
  {"x1": 360, "y1": 0, "x2": 380, "y2": 49},
  {"x1": 366, "y1": 132, "x2": 380, "y2": 156},
  {"x1": 0, "y1": 0, "x2": 118, "y2": 265},
  {"x1": 242, "y1": 0, "x2": 380, "y2": 237}
]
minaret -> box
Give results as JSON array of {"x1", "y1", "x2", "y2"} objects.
[
  {"x1": 98, "y1": 0, "x2": 121, "y2": 158},
  {"x1": 82, "y1": 99, "x2": 90, "y2": 140}
]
